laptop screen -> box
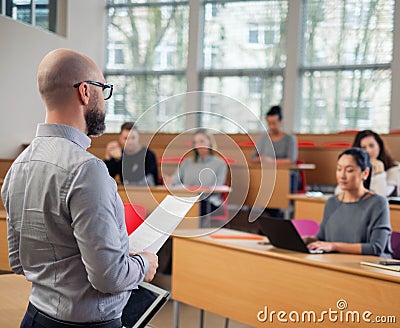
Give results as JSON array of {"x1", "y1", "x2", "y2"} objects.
[{"x1": 257, "y1": 217, "x2": 323, "y2": 254}]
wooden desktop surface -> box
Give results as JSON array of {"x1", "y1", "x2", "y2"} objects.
[
  {"x1": 171, "y1": 229, "x2": 400, "y2": 328},
  {"x1": 0, "y1": 211, "x2": 10, "y2": 271},
  {"x1": 0, "y1": 274, "x2": 30, "y2": 327},
  {"x1": 289, "y1": 194, "x2": 400, "y2": 232}
]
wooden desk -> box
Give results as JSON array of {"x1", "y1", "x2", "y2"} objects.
[
  {"x1": 0, "y1": 211, "x2": 11, "y2": 271},
  {"x1": 0, "y1": 274, "x2": 30, "y2": 327},
  {"x1": 231, "y1": 164, "x2": 315, "y2": 210},
  {"x1": 289, "y1": 194, "x2": 400, "y2": 232},
  {"x1": 172, "y1": 229, "x2": 400, "y2": 328}
]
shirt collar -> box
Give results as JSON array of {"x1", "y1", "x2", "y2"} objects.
[{"x1": 36, "y1": 123, "x2": 92, "y2": 150}]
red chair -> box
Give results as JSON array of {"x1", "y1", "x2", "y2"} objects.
[
  {"x1": 292, "y1": 219, "x2": 320, "y2": 237},
  {"x1": 222, "y1": 157, "x2": 237, "y2": 165},
  {"x1": 158, "y1": 156, "x2": 184, "y2": 164},
  {"x1": 322, "y1": 142, "x2": 352, "y2": 148},
  {"x1": 124, "y1": 203, "x2": 146, "y2": 235},
  {"x1": 236, "y1": 140, "x2": 255, "y2": 148},
  {"x1": 389, "y1": 129, "x2": 400, "y2": 134},
  {"x1": 297, "y1": 141, "x2": 317, "y2": 148}
]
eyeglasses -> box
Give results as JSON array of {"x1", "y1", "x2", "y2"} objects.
[{"x1": 73, "y1": 81, "x2": 114, "y2": 100}]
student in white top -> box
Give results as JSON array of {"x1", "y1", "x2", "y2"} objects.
[{"x1": 352, "y1": 130, "x2": 400, "y2": 196}]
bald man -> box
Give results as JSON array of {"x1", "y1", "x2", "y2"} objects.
[{"x1": 1, "y1": 49, "x2": 158, "y2": 328}]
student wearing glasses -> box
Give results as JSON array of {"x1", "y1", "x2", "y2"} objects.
[
  {"x1": 2, "y1": 49, "x2": 158, "y2": 328},
  {"x1": 307, "y1": 148, "x2": 392, "y2": 258}
]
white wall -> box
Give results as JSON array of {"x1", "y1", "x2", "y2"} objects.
[{"x1": 0, "y1": 0, "x2": 106, "y2": 158}]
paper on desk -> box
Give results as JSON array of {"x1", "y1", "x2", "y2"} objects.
[{"x1": 128, "y1": 194, "x2": 200, "y2": 253}]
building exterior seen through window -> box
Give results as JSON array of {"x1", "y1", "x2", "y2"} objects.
[
  {"x1": 105, "y1": 0, "x2": 395, "y2": 134},
  {"x1": 0, "y1": 0, "x2": 58, "y2": 33}
]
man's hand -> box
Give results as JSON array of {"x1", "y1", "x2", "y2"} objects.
[{"x1": 138, "y1": 251, "x2": 158, "y2": 282}]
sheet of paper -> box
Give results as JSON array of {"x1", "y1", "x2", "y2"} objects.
[{"x1": 128, "y1": 194, "x2": 200, "y2": 253}]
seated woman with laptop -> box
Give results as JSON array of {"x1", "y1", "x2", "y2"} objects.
[{"x1": 307, "y1": 148, "x2": 393, "y2": 258}]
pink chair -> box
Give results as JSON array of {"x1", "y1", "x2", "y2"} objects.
[
  {"x1": 124, "y1": 203, "x2": 146, "y2": 235},
  {"x1": 292, "y1": 219, "x2": 320, "y2": 237},
  {"x1": 391, "y1": 231, "x2": 400, "y2": 259}
]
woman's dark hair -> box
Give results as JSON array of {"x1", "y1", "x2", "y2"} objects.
[
  {"x1": 338, "y1": 147, "x2": 372, "y2": 189},
  {"x1": 192, "y1": 128, "x2": 214, "y2": 162},
  {"x1": 352, "y1": 129, "x2": 396, "y2": 170},
  {"x1": 266, "y1": 105, "x2": 282, "y2": 121}
]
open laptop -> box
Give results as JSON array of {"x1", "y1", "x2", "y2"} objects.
[
  {"x1": 122, "y1": 282, "x2": 170, "y2": 328},
  {"x1": 258, "y1": 217, "x2": 324, "y2": 254}
]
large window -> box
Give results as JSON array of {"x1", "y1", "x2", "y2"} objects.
[
  {"x1": 299, "y1": 0, "x2": 394, "y2": 133},
  {"x1": 0, "y1": 0, "x2": 58, "y2": 33},
  {"x1": 105, "y1": 0, "x2": 398, "y2": 134},
  {"x1": 201, "y1": 0, "x2": 288, "y2": 132},
  {"x1": 105, "y1": 0, "x2": 189, "y2": 132}
]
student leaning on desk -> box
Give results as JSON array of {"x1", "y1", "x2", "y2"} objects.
[{"x1": 307, "y1": 147, "x2": 393, "y2": 258}]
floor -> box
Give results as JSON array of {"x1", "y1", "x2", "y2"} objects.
[
  {"x1": 147, "y1": 274, "x2": 253, "y2": 328},
  {"x1": 0, "y1": 271, "x2": 253, "y2": 328}
]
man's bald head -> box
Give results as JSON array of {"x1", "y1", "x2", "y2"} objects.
[{"x1": 37, "y1": 48, "x2": 102, "y2": 108}]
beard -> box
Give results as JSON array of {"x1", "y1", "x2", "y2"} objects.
[{"x1": 85, "y1": 92, "x2": 106, "y2": 137}]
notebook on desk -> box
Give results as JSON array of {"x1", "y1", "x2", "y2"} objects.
[
  {"x1": 388, "y1": 196, "x2": 400, "y2": 205},
  {"x1": 360, "y1": 260, "x2": 400, "y2": 272},
  {"x1": 258, "y1": 217, "x2": 324, "y2": 254}
]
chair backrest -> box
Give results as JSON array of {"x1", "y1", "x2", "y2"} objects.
[
  {"x1": 236, "y1": 140, "x2": 255, "y2": 148},
  {"x1": 124, "y1": 203, "x2": 146, "y2": 235},
  {"x1": 391, "y1": 231, "x2": 400, "y2": 259},
  {"x1": 297, "y1": 140, "x2": 317, "y2": 148},
  {"x1": 291, "y1": 219, "x2": 320, "y2": 237}
]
